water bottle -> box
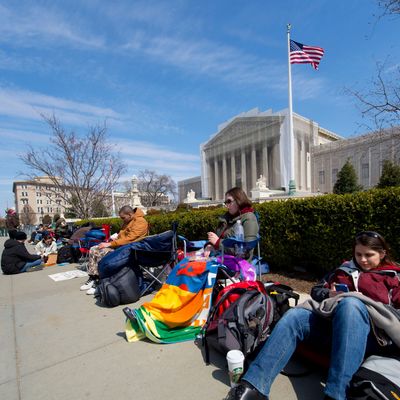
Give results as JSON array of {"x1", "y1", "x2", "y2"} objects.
[{"x1": 234, "y1": 220, "x2": 244, "y2": 258}]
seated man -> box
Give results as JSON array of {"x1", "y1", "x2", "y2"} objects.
[
  {"x1": 80, "y1": 205, "x2": 148, "y2": 295},
  {"x1": 1, "y1": 231, "x2": 43, "y2": 274}
]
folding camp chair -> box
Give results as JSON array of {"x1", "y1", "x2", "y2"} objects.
[
  {"x1": 132, "y1": 223, "x2": 178, "y2": 296},
  {"x1": 77, "y1": 228, "x2": 108, "y2": 270},
  {"x1": 221, "y1": 235, "x2": 263, "y2": 280}
]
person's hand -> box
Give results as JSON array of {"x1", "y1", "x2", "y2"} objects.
[
  {"x1": 207, "y1": 232, "x2": 219, "y2": 246},
  {"x1": 203, "y1": 244, "x2": 214, "y2": 258},
  {"x1": 328, "y1": 283, "x2": 343, "y2": 297},
  {"x1": 98, "y1": 242, "x2": 112, "y2": 249}
]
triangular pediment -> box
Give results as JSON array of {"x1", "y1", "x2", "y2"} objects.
[{"x1": 204, "y1": 116, "x2": 282, "y2": 149}]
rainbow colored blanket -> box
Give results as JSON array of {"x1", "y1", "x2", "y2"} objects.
[{"x1": 125, "y1": 258, "x2": 219, "y2": 343}]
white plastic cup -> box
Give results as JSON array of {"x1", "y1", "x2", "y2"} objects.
[{"x1": 226, "y1": 349, "x2": 245, "y2": 387}]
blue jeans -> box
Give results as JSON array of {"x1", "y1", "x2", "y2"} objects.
[
  {"x1": 20, "y1": 259, "x2": 42, "y2": 272},
  {"x1": 244, "y1": 297, "x2": 371, "y2": 400}
]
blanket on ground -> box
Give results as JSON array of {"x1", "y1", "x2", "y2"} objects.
[
  {"x1": 125, "y1": 257, "x2": 219, "y2": 343},
  {"x1": 299, "y1": 292, "x2": 400, "y2": 347}
]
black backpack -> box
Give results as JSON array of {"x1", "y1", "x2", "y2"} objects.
[
  {"x1": 57, "y1": 245, "x2": 74, "y2": 264},
  {"x1": 347, "y1": 355, "x2": 400, "y2": 400},
  {"x1": 96, "y1": 267, "x2": 140, "y2": 307},
  {"x1": 202, "y1": 284, "x2": 274, "y2": 364},
  {"x1": 263, "y1": 282, "x2": 300, "y2": 328}
]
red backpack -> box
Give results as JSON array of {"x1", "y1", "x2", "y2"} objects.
[{"x1": 202, "y1": 281, "x2": 273, "y2": 364}]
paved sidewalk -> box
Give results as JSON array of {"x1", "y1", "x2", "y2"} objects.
[{"x1": 0, "y1": 237, "x2": 325, "y2": 400}]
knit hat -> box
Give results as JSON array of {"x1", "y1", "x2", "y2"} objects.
[{"x1": 14, "y1": 231, "x2": 27, "y2": 240}]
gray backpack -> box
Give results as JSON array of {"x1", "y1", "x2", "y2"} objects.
[{"x1": 202, "y1": 285, "x2": 274, "y2": 364}]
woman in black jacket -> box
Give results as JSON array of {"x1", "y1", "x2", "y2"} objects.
[{"x1": 1, "y1": 231, "x2": 43, "y2": 274}]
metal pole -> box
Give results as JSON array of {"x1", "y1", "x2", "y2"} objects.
[{"x1": 287, "y1": 24, "x2": 296, "y2": 195}]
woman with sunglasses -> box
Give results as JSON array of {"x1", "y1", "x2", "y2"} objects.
[
  {"x1": 205, "y1": 187, "x2": 259, "y2": 260},
  {"x1": 225, "y1": 232, "x2": 400, "y2": 400}
]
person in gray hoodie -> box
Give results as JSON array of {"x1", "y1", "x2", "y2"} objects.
[{"x1": 225, "y1": 231, "x2": 400, "y2": 400}]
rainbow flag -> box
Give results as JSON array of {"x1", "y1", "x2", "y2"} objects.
[{"x1": 125, "y1": 258, "x2": 219, "y2": 343}]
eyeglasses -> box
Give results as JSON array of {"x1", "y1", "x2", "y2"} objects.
[
  {"x1": 224, "y1": 199, "x2": 235, "y2": 205},
  {"x1": 355, "y1": 231, "x2": 381, "y2": 240}
]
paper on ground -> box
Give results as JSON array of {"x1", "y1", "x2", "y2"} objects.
[{"x1": 48, "y1": 270, "x2": 88, "y2": 282}]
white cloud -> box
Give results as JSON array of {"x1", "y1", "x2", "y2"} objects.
[
  {"x1": 0, "y1": 87, "x2": 123, "y2": 126},
  {"x1": 291, "y1": 73, "x2": 326, "y2": 101},
  {"x1": 0, "y1": 128, "x2": 50, "y2": 144},
  {"x1": 122, "y1": 33, "x2": 287, "y2": 90},
  {"x1": 0, "y1": 178, "x2": 14, "y2": 186},
  {"x1": 115, "y1": 138, "x2": 200, "y2": 177},
  {"x1": 0, "y1": 4, "x2": 105, "y2": 49},
  {"x1": 117, "y1": 139, "x2": 198, "y2": 162}
]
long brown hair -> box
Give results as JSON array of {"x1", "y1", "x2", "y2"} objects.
[
  {"x1": 225, "y1": 187, "x2": 252, "y2": 210},
  {"x1": 353, "y1": 231, "x2": 393, "y2": 266}
]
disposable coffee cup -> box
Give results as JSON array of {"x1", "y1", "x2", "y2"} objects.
[{"x1": 226, "y1": 350, "x2": 245, "y2": 387}]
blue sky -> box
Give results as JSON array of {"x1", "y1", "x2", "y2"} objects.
[{"x1": 0, "y1": 0, "x2": 399, "y2": 214}]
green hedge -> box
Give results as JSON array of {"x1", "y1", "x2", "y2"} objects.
[
  {"x1": 256, "y1": 188, "x2": 400, "y2": 276},
  {"x1": 76, "y1": 188, "x2": 400, "y2": 277}
]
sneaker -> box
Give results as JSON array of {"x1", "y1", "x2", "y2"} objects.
[
  {"x1": 86, "y1": 285, "x2": 97, "y2": 295},
  {"x1": 80, "y1": 277, "x2": 95, "y2": 291}
]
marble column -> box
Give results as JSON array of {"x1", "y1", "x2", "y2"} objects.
[
  {"x1": 251, "y1": 146, "x2": 257, "y2": 190},
  {"x1": 222, "y1": 155, "x2": 228, "y2": 196},
  {"x1": 231, "y1": 153, "x2": 236, "y2": 187},
  {"x1": 262, "y1": 143, "x2": 269, "y2": 187},
  {"x1": 207, "y1": 160, "x2": 213, "y2": 199},
  {"x1": 241, "y1": 149, "x2": 247, "y2": 193},
  {"x1": 214, "y1": 158, "x2": 219, "y2": 200}
]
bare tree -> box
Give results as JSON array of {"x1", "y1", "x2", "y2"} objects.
[
  {"x1": 345, "y1": 2, "x2": 400, "y2": 130},
  {"x1": 20, "y1": 114, "x2": 126, "y2": 219},
  {"x1": 137, "y1": 169, "x2": 176, "y2": 207},
  {"x1": 20, "y1": 205, "x2": 36, "y2": 226},
  {"x1": 347, "y1": 62, "x2": 400, "y2": 130},
  {"x1": 377, "y1": 0, "x2": 400, "y2": 17}
]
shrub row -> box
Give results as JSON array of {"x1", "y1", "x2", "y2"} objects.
[
  {"x1": 77, "y1": 188, "x2": 400, "y2": 277},
  {"x1": 257, "y1": 187, "x2": 400, "y2": 276}
]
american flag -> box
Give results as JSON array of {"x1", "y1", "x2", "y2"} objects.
[{"x1": 290, "y1": 39, "x2": 325, "y2": 70}]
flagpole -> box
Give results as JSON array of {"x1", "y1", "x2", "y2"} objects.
[{"x1": 287, "y1": 23, "x2": 296, "y2": 195}]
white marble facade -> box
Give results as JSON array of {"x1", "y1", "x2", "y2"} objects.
[
  {"x1": 312, "y1": 127, "x2": 400, "y2": 193},
  {"x1": 200, "y1": 108, "x2": 341, "y2": 200}
]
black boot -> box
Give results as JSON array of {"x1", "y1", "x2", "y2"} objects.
[{"x1": 225, "y1": 382, "x2": 267, "y2": 400}]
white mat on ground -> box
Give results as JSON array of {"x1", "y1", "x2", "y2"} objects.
[{"x1": 48, "y1": 270, "x2": 88, "y2": 281}]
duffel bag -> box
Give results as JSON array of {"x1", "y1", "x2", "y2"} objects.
[{"x1": 97, "y1": 267, "x2": 140, "y2": 307}]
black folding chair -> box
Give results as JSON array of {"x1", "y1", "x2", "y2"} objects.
[{"x1": 132, "y1": 223, "x2": 178, "y2": 296}]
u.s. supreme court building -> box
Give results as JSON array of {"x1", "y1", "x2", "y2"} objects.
[{"x1": 178, "y1": 108, "x2": 400, "y2": 203}]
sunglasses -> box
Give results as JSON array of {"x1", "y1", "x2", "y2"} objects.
[
  {"x1": 355, "y1": 231, "x2": 381, "y2": 240},
  {"x1": 224, "y1": 199, "x2": 235, "y2": 205}
]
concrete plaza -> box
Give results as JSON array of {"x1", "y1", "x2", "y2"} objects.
[{"x1": 0, "y1": 237, "x2": 325, "y2": 400}]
